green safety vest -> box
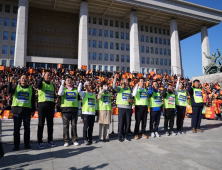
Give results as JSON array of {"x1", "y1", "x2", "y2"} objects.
[
  {"x1": 61, "y1": 87, "x2": 78, "y2": 108},
  {"x1": 149, "y1": 91, "x2": 162, "y2": 108},
  {"x1": 12, "y1": 85, "x2": 32, "y2": 108},
  {"x1": 175, "y1": 90, "x2": 187, "y2": 107},
  {"x1": 38, "y1": 81, "x2": 55, "y2": 103},
  {"x1": 164, "y1": 92, "x2": 176, "y2": 109},
  {"x1": 134, "y1": 88, "x2": 148, "y2": 106},
  {"x1": 82, "y1": 92, "x2": 96, "y2": 113},
  {"x1": 192, "y1": 87, "x2": 203, "y2": 103},
  {"x1": 98, "y1": 91, "x2": 111, "y2": 111},
  {"x1": 116, "y1": 87, "x2": 131, "y2": 106}
]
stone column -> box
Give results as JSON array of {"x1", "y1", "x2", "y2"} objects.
[
  {"x1": 170, "y1": 19, "x2": 182, "y2": 75},
  {"x1": 14, "y1": 0, "x2": 29, "y2": 67},
  {"x1": 78, "y1": 0, "x2": 88, "y2": 69},
  {"x1": 130, "y1": 10, "x2": 140, "y2": 73},
  {"x1": 201, "y1": 25, "x2": 210, "y2": 73}
]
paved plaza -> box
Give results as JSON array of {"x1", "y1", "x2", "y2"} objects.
[{"x1": 1, "y1": 115, "x2": 222, "y2": 170}]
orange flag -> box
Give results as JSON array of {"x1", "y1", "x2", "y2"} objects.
[{"x1": 81, "y1": 65, "x2": 87, "y2": 70}]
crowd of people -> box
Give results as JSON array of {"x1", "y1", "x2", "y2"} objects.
[{"x1": 0, "y1": 66, "x2": 222, "y2": 153}]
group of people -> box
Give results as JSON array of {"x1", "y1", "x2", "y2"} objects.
[{"x1": 0, "y1": 67, "x2": 206, "y2": 151}]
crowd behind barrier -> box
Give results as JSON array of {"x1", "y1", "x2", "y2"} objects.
[{"x1": 0, "y1": 66, "x2": 222, "y2": 119}]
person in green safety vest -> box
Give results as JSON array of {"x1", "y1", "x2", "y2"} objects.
[
  {"x1": 58, "y1": 76, "x2": 81, "y2": 147},
  {"x1": 175, "y1": 77, "x2": 188, "y2": 134},
  {"x1": 7, "y1": 74, "x2": 35, "y2": 151},
  {"x1": 188, "y1": 79, "x2": 204, "y2": 133},
  {"x1": 78, "y1": 80, "x2": 97, "y2": 145},
  {"x1": 36, "y1": 70, "x2": 56, "y2": 149},
  {"x1": 132, "y1": 77, "x2": 148, "y2": 140},
  {"x1": 148, "y1": 80, "x2": 162, "y2": 138},
  {"x1": 113, "y1": 74, "x2": 132, "y2": 142},
  {"x1": 97, "y1": 81, "x2": 111, "y2": 142},
  {"x1": 163, "y1": 83, "x2": 177, "y2": 136}
]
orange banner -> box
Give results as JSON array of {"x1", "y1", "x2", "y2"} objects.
[
  {"x1": 58, "y1": 64, "x2": 62, "y2": 69},
  {"x1": 0, "y1": 66, "x2": 5, "y2": 71},
  {"x1": 81, "y1": 65, "x2": 87, "y2": 70},
  {"x1": 186, "y1": 105, "x2": 192, "y2": 114},
  {"x1": 205, "y1": 107, "x2": 215, "y2": 119}
]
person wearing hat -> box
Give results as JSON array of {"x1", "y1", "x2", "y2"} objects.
[
  {"x1": 97, "y1": 81, "x2": 111, "y2": 142},
  {"x1": 7, "y1": 74, "x2": 35, "y2": 151},
  {"x1": 188, "y1": 79, "x2": 204, "y2": 133},
  {"x1": 58, "y1": 76, "x2": 81, "y2": 147},
  {"x1": 113, "y1": 74, "x2": 132, "y2": 142},
  {"x1": 148, "y1": 80, "x2": 162, "y2": 138},
  {"x1": 132, "y1": 77, "x2": 148, "y2": 140},
  {"x1": 175, "y1": 77, "x2": 187, "y2": 134},
  {"x1": 163, "y1": 82, "x2": 177, "y2": 136},
  {"x1": 78, "y1": 80, "x2": 97, "y2": 145}
]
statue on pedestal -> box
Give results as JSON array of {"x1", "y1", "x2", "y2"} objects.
[{"x1": 203, "y1": 49, "x2": 221, "y2": 75}]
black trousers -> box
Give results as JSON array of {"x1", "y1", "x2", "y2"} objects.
[
  {"x1": 62, "y1": 112, "x2": 78, "y2": 143},
  {"x1": 83, "y1": 114, "x2": 95, "y2": 141},
  {"x1": 192, "y1": 106, "x2": 203, "y2": 129},
  {"x1": 134, "y1": 105, "x2": 148, "y2": 135},
  {"x1": 150, "y1": 110, "x2": 161, "y2": 133},
  {"x1": 118, "y1": 108, "x2": 132, "y2": 138},
  {"x1": 37, "y1": 107, "x2": 54, "y2": 143},
  {"x1": 164, "y1": 109, "x2": 175, "y2": 132},
  {"x1": 176, "y1": 106, "x2": 186, "y2": 131},
  {"x1": 13, "y1": 112, "x2": 31, "y2": 146}
]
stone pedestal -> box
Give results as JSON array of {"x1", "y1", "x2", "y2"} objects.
[{"x1": 192, "y1": 72, "x2": 222, "y2": 86}]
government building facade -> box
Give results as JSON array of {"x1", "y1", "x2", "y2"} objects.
[{"x1": 0, "y1": 0, "x2": 222, "y2": 74}]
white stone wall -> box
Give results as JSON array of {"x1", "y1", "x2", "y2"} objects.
[
  {"x1": 0, "y1": 1, "x2": 17, "y2": 66},
  {"x1": 88, "y1": 14, "x2": 171, "y2": 73}
]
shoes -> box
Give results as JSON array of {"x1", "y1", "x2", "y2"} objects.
[
  {"x1": 64, "y1": 143, "x2": 69, "y2": 147},
  {"x1": 196, "y1": 129, "x2": 203, "y2": 133},
  {"x1": 73, "y1": 142, "x2": 80, "y2": 146},
  {"x1": 47, "y1": 141, "x2": 56, "y2": 147},
  {"x1": 125, "y1": 136, "x2": 130, "y2": 141},
  {"x1": 155, "y1": 132, "x2": 160, "y2": 137},
  {"x1": 191, "y1": 128, "x2": 197, "y2": 133},
  {"x1": 118, "y1": 137, "x2": 123, "y2": 142},
  {"x1": 84, "y1": 140, "x2": 89, "y2": 145},
  {"x1": 24, "y1": 145, "x2": 31, "y2": 149},
  {"x1": 151, "y1": 132, "x2": 155, "y2": 138},
  {"x1": 170, "y1": 131, "x2": 177, "y2": 136},
  {"x1": 134, "y1": 135, "x2": 139, "y2": 140},
  {"x1": 165, "y1": 132, "x2": 170, "y2": 136},
  {"x1": 89, "y1": 140, "x2": 97, "y2": 144},
  {"x1": 180, "y1": 130, "x2": 185, "y2": 134},
  {"x1": 105, "y1": 139, "x2": 109, "y2": 142},
  {"x1": 13, "y1": 146, "x2": 20, "y2": 151},
  {"x1": 38, "y1": 143, "x2": 44, "y2": 149},
  {"x1": 142, "y1": 134, "x2": 148, "y2": 139},
  {"x1": 100, "y1": 139, "x2": 106, "y2": 142}
]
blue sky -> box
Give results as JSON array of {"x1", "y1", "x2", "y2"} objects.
[{"x1": 181, "y1": 0, "x2": 222, "y2": 78}]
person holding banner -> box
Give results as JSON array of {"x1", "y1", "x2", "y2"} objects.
[
  {"x1": 7, "y1": 74, "x2": 35, "y2": 151},
  {"x1": 175, "y1": 77, "x2": 187, "y2": 134},
  {"x1": 97, "y1": 81, "x2": 111, "y2": 142},
  {"x1": 148, "y1": 81, "x2": 162, "y2": 138},
  {"x1": 58, "y1": 76, "x2": 81, "y2": 147},
  {"x1": 113, "y1": 74, "x2": 132, "y2": 142},
  {"x1": 163, "y1": 83, "x2": 177, "y2": 136},
  {"x1": 78, "y1": 81, "x2": 97, "y2": 145},
  {"x1": 188, "y1": 79, "x2": 204, "y2": 133},
  {"x1": 36, "y1": 70, "x2": 56, "y2": 149},
  {"x1": 132, "y1": 77, "x2": 148, "y2": 140}
]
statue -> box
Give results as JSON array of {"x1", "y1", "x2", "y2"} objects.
[{"x1": 203, "y1": 49, "x2": 221, "y2": 75}]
